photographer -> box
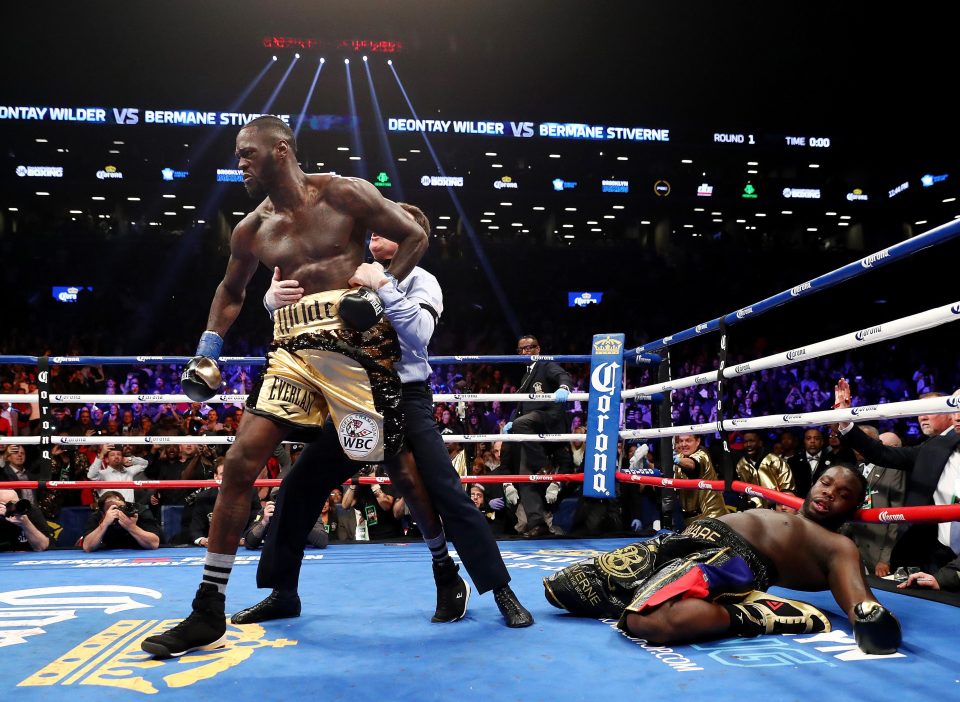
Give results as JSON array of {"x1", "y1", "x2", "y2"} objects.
[
  {"x1": 145, "y1": 444, "x2": 216, "y2": 519},
  {"x1": 0, "y1": 489, "x2": 52, "y2": 552},
  {"x1": 80, "y1": 490, "x2": 161, "y2": 552},
  {"x1": 341, "y1": 465, "x2": 401, "y2": 540}
]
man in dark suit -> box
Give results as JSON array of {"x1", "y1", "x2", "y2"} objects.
[
  {"x1": 788, "y1": 428, "x2": 833, "y2": 499},
  {"x1": 503, "y1": 335, "x2": 573, "y2": 537},
  {"x1": 835, "y1": 380, "x2": 960, "y2": 575},
  {"x1": 842, "y1": 426, "x2": 907, "y2": 577}
]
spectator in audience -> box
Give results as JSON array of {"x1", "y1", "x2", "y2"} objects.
[
  {"x1": 502, "y1": 334, "x2": 573, "y2": 538},
  {"x1": 244, "y1": 489, "x2": 327, "y2": 551},
  {"x1": 837, "y1": 380, "x2": 960, "y2": 578},
  {"x1": 80, "y1": 490, "x2": 161, "y2": 551},
  {"x1": 789, "y1": 428, "x2": 833, "y2": 498},
  {"x1": 735, "y1": 431, "x2": 795, "y2": 509},
  {"x1": 0, "y1": 488, "x2": 52, "y2": 552},
  {"x1": 841, "y1": 426, "x2": 906, "y2": 577},
  {"x1": 183, "y1": 460, "x2": 232, "y2": 546},
  {"x1": 68, "y1": 407, "x2": 97, "y2": 437},
  {"x1": 2, "y1": 445, "x2": 40, "y2": 504},
  {"x1": 779, "y1": 430, "x2": 800, "y2": 461},
  {"x1": 315, "y1": 492, "x2": 347, "y2": 542},
  {"x1": 87, "y1": 444, "x2": 148, "y2": 502},
  {"x1": 672, "y1": 434, "x2": 726, "y2": 526}
]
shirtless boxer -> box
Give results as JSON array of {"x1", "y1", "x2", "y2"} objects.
[
  {"x1": 544, "y1": 464, "x2": 902, "y2": 655},
  {"x1": 142, "y1": 115, "x2": 427, "y2": 658}
]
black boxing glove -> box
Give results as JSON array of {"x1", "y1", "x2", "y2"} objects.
[
  {"x1": 338, "y1": 287, "x2": 384, "y2": 332},
  {"x1": 181, "y1": 356, "x2": 222, "y2": 402},
  {"x1": 852, "y1": 601, "x2": 901, "y2": 655}
]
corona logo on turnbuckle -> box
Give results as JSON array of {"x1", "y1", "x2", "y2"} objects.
[
  {"x1": 946, "y1": 397, "x2": 960, "y2": 409},
  {"x1": 593, "y1": 336, "x2": 623, "y2": 355},
  {"x1": 695, "y1": 323, "x2": 709, "y2": 333},
  {"x1": 851, "y1": 406, "x2": 879, "y2": 416},
  {"x1": 951, "y1": 303, "x2": 960, "y2": 315},
  {"x1": 584, "y1": 333, "x2": 625, "y2": 498}
]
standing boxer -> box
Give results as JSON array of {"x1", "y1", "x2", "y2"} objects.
[{"x1": 142, "y1": 115, "x2": 427, "y2": 658}]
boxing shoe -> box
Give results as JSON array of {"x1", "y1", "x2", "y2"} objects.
[
  {"x1": 432, "y1": 560, "x2": 471, "y2": 622},
  {"x1": 231, "y1": 589, "x2": 301, "y2": 625},
  {"x1": 727, "y1": 591, "x2": 831, "y2": 636},
  {"x1": 141, "y1": 583, "x2": 226, "y2": 659},
  {"x1": 494, "y1": 585, "x2": 534, "y2": 628}
]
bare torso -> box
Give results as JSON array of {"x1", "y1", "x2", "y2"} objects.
[
  {"x1": 244, "y1": 174, "x2": 366, "y2": 293},
  {"x1": 718, "y1": 510, "x2": 849, "y2": 591}
]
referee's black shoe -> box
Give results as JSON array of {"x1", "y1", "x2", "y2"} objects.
[{"x1": 231, "y1": 589, "x2": 301, "y2": 625}]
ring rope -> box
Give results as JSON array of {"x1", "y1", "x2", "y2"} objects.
[
  {"x1": 632, "y1": 218, "x2": 960, "y2": 354},
  {"x1": 0, "y1": 352, "x2": 660, "y2": 367},
  {"x1": 620, "y1": 395, "x2": 959, "y2": 440},
  {"x1": 0, "y1": 390, "x2": 661, "y2": 405},
  {"x1": 5, "y1": 473, "x2": 957, "y2": 526},
  {"x1": 623, "y1": 300, "x2": 960, "y2": 399}
]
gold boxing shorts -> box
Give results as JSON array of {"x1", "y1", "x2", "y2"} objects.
[{"x1": 246, "y1": 289, "x2": 403, "y2": 461}]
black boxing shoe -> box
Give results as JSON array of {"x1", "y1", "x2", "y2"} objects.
[
  {"x1": 494, "y1": 585, "x2": 535, "y2": 628},
  {"x1": 141, "y1": 583, "x2": 226, "y2": 659},
  {"x1": 432, "y1": 560, "x2": 470, "y2": 623},
  {"x1": 231, "y1": 589, "x2": 301, "y2": 625}
]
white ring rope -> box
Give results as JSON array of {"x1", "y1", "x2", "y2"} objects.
[
  {"x1": 0, "y1": 390, "x2": 656, "y2": 405},
  {"x1": 620, "y1": 395, "x2": 959, "y2": 440},
  {"x1": 622, "y1": 300, "x2": 960, "y2": 399},
  {"x1": 0, "y1": 433, "x2": 582, "y2": 446}
]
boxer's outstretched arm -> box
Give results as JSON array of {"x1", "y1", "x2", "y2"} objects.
[
  {"x1": 825, "y1": 534, "x2": 875, "y2": 622},
  {"x1": 205, "y1": 218, "x2": 260, "y2": 336},
  {"x1": 327, "y1": 177, "x2": 428, "y2": 280}
]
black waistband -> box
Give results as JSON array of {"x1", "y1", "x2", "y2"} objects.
[{"x1": 401, "y1": 381, "x2": 430, "y2": 391}]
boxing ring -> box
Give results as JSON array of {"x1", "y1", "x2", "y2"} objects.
[{"x1": 2, "y1": 219, "x2": 960, "y2": 699}]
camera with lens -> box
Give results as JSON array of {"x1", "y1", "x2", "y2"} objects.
[
  {"x1": 2, "y1": 499, "x2": 31, "y2": 518},
  {"x1": 119, "y1": 502, "x2": 139, "y2": 517}
]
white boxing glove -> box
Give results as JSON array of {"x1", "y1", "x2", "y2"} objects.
[
  {"x1": 545, "y1": 482, "x2": 561, "y2": 504},
  {"x1": 629, "y1": 443, "x2": 649, "y2": 469}
]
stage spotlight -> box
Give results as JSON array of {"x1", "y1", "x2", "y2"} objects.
[
  {"x1": 295, "y1": 53, "x2": 301, "y2": 59},
  {"x1": 387, "y1": 59, "x2": 392, "y2": 65},
  {"x1": 272, "y1": 55, "x2": 278, "y2": 61},
  {"x1": 344, "y1": 58, "x2": 350, "y2": 64}
]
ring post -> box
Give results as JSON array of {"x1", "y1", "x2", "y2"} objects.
[{"x1": 583, "y1": 334, "x2": 625, "y2": 499}]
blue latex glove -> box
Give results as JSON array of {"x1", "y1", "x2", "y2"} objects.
[
  {"x1": 503, "y1": 422, "x2": 513, "y2": 433},
  {"x1": 554, "y1": 387, "x2": 570, "y2": 404},
  {"x1": 631, "y1": 519, "x2": 644, "y2": 533},
  {"x1": 673, "y1": 451, "x2": 683, "y2": 465},
  {"x1": 489, "y1": 497, "x2": 505, "y2": 510}
]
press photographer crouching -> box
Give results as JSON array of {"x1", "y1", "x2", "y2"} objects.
[
  {"x1": 0, "y1": 488, "x2": 52, "y2": 552},
  {"x1": 80, "y1": 490, "x2": 161, "y2": 552}
]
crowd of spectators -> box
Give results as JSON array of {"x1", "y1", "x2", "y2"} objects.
[{"x1": 1, "y1": 331, "x2": 956, "y2": 552}]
